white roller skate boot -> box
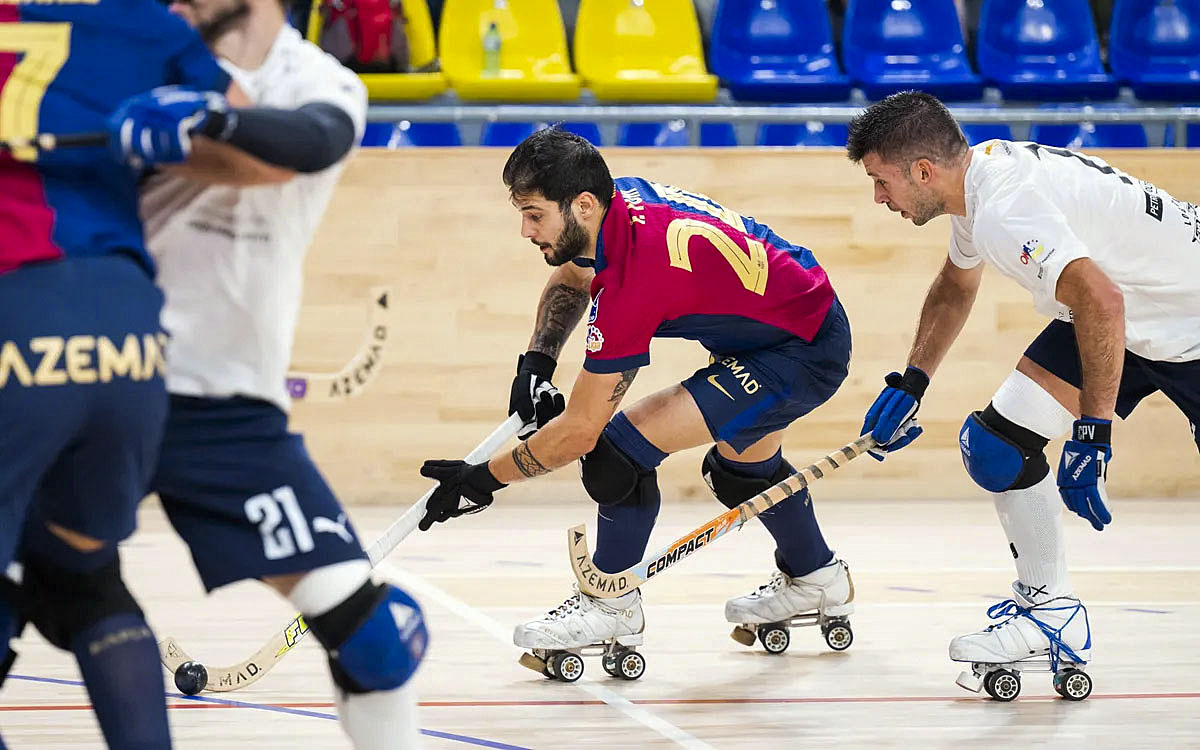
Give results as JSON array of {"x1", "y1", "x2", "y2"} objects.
[
  {"x1": 951, "y1": 581, "x2": 1093, "y2": 701},
  {"x1": 726, "y1": 558, "x2": 855, "y2": 654},
  {"x1": 514, "y1": 587, "x2": 646, "y2": 682}
]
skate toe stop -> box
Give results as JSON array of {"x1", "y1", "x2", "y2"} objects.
[
  {"x1": 955, "y1": 670, "x2": 984, "y2": 693},
  {"x1": 730, "y1": 626, "x2": 756, "y2": 646},
  {"x1": 518, "y1": 652, "x2": 547, "y2": 674}
]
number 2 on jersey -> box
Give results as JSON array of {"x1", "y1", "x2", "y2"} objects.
[
  {"x1": 651, "y1": 182, "x2": 770, "y2": 295},
  {"x1": 0, "y1": 23, "x2": 71, "y2": 161}
]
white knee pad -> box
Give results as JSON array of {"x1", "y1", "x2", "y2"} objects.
[
  {"x1": 990, "y1": 370, "x2": 1075, "y2": 440},
  {"x1": 288, "y1": 559, "x2": 372, "y2": 616}
]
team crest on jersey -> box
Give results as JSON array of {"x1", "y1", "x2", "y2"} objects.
[
  {"x1": 586, "y1": 325, "x2": 604, "y2": 353},
  {"x1": 588, "y1": 289, "x2": 603, "y2": 324}
]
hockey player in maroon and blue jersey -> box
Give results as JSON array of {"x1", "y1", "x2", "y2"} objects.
[{"x1": 419, "y1": 127, "x2": 859, "y2": 671}]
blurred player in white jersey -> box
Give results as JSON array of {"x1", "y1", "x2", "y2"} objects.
[
  {"x1": 846, "y1": 91, "x2": 1200, "y2": 700},
  {"x1": 140, "y1": 0, "x2": 427, "y2": 745}
]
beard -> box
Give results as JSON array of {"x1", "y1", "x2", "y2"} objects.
[
  {"x1": 193, "y1": 0, "x2": 251, "y2": 44},
  {"x1": 543, "y1": 210, "x2": 591, "y2": 266},
  {"x1": 906, "y1": 186, "x2": 947, "y2": 227}
]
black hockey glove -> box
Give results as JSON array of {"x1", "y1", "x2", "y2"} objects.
[
  {"x1": 418, "y1": 460, "x2": 506, "y2": 531},
  {"x1": 508, "y1": 351, "x2": 565, "y2": 440}
]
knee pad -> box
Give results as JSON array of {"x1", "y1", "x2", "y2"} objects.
[
  {"x1": 308, "y1": 581, "x2": 427, "y2": 694},
  {"x1": 580, "y1": 432, "x2": 658, "y2": 508},
  {"x1": 20, "y1": 552, "x2": 142, "y2": 651},
  {"x1": 701, "y1": 446, "x2": 796, "y2": 510},
  {"x1": 959, "y1": 404, "x2": 1051, "y2": 493}
]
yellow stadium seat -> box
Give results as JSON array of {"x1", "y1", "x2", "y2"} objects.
[
  {"x1": 306, "y1": 0, "x2": 447, "y2": 101},
  {"x1": 575, "y1": 0, "x2": 718, "y2": 102},
  {"x1": 438, "y1": 0, "x2": 581, "y2": 101}
]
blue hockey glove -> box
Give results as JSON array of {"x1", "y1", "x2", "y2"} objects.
[
  {"x1": 1057, "y1": 417, "x2": 1113, "y2": 531},
  {"x1": 107, "y1": 86, "x2": 228, "y2": 167},
  {"x1": 861, "y1": 366, "x2": 929, "y2": 461}
]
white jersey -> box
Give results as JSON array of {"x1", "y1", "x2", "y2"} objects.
[
  {"x1": 142, "y1": 26, "x2": 366, "y2": 410},
  {"x1": 949, "y1": 140, "x2": 1200, "y2": 363}
]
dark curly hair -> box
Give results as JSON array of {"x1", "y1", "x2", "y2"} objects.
[{"x1": 502, "y1": 126, "x2": 613, "y2": 211}]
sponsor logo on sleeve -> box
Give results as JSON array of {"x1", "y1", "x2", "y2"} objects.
[
  {"x1": 1145, "y1": 192, "x2": 1164, "y2": 222},
  {"x1": 588, "y1": 288, "x2": 602, "y2": 324},
  {"x1": 586, "y1": 325, "x2": 605, "y2": 353},
  {"x1": 1019, "y1": 239, "x2": 1054, "y2": 266}
]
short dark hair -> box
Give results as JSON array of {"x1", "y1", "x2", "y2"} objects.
[
  {"x1": 846, "y1": 91, "x2": 968, "y2": 166},
  {"x1": 502, "y1": 126, "x2": 614, "y2": 211}
]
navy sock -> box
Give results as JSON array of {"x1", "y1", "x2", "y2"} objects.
[
  {"x1": 73, "y1": 612, "x2": 170, "y2": 750},
  {"x1": 715, "y1": 449, "x2": 833, "y2": 577},
  {"x1": 591, "y1": 414, "x2": 666, "y2": 575}
]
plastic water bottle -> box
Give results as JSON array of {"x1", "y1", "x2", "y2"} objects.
[{"x1": 483, "y1": 22, "x2": 502, "y2": 76}]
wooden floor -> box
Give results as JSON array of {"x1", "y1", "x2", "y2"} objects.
[{"x1": 3, "y1": 495, "x2": 1199, "y2": 749}]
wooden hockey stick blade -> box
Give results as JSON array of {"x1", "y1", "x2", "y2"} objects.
[
  {"x1": 285, "y1": 286, "x2": 392, "y2": 402},
  {"x1": 0, "y1": 131, "x2": 106, "y2": 152},
  {"x1": 570, "y1": 433, "x2": 878, "y2": 598},
  {"x1": 158, "y1": 413, "x2": 522, "y2": 692}
]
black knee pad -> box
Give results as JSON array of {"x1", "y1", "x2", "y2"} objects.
[
  {"x1": 580, "y1": 432, "x2": 658, "y2": 508},
  {"x1": 307, "y1": 580, "x2": 385, "y2": 695},
  {"x1": 21, "y1": 552, "x2": 142, "y2": 651},
  {"x1": 962, "y1": 404, "x2": 1052, "y2": 492},
  {"x1": 701, "y1": 445, "x2": 796, "y2": 510}
]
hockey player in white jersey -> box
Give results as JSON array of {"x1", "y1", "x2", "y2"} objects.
[
  {"x1": 140, "y1": 0, "x2": 427, "y2": 745},
  {"x1": 846, "y1": 91, "x2": 1200, "y2": 702}
]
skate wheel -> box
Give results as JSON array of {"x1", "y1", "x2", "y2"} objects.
[
  {"x1": 823, "y1": 619, "x2": 853, "y2": 651},
  {"x1": 983, "y1": 669, "x2": 1021, "y2": 702},
  {"x1": 617, "y1": 650, "x2": 646, "y2": 680},
  {"x1": 730, "y1": 626, "x2": 756, "y2": 647},
  {"x1": 1054, "y1": 668, "x2": 1092, "y2": 701},
  {"x1": 602, "y1": 653, "x2": 619, "y2": 677},
  {"x1": 550, "y1": 652, "x2": 584, "y2": 683},
  {"x1": 758, "y1": 624, "x2": 790, "y2": 655}
]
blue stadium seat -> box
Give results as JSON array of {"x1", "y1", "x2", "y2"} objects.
[
  {"x1": 480, "y1": 122, "x2": 604, "y2": 146},
  {"x1": 1110, "y1": 0, "x2": 1200, "y2": 101},
  {"x1": 360, "y1": 121, "x2": 462, "y2": 147},
  {"x1": 960, "y1": 123, "x2": 1014, "y2": 145},
  {"x1": 977, "y1": 0, "x2": 1118, "y2": 100},
  {"x1": 710, "y1": 0, "x2": 851, "y2": 102},
  {"x1": 842, "y1": 0, "x2": 982, "y2": 101},
  {"x1": 1162, "y1": 122, "x2": 1200, "y2": 146},
  {"x1": 756, "y1": 122, "x2": 848, "y2": 146},
  {"x1": 1029, "y1": 122, "x2": 1148, "y2": 148},
  {"x1": 617, "y1": 122, "x2": 739, "y2": 146}
]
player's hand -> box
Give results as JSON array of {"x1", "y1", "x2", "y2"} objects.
[
  {"x1": 861, "y1": 366, "x2": 929, "y2": 460},
  {"x1": 1057, "y1": 417, "x2": 1113, "y2": 531},
  {"x1": 418, "y1": 460, "x2": 506, "y2": 531},
  {"x1": 106, "y1": 86, "x2": 228, "y2": 168},
  {"x1": 509, "y1": 351, "x2": 564, "y2": 440}
]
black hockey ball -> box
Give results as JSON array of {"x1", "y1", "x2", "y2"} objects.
[{"x1": 174, "y1": 661, "x2": 208, "y2": 696}]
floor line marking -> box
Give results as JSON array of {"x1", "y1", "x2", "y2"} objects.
[{"x1": 378, "y1": 560, "x2": 714, "y2": 750}]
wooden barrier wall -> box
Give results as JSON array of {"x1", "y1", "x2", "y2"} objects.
[{"x1": 290, "y1": 148, "x2": 1200, "y2": 505}]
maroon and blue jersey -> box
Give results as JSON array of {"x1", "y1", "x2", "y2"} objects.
[
  {"x1": 581, "y1": 177, "x2": 837, "y2": 374},
  {"x1": 0, "y1": 1, "x2": 230, "y2": 276}
]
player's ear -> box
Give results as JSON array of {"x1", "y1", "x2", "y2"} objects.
[
  {"x1": 913, "y1": 158, "x2": 934, "y2": 185},
  {"x1": 575, "y1": 191, "x2": 597, "y2": 220}
]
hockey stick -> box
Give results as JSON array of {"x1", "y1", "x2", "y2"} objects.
[
  {"x1": 285, "y1": 287, "x2": 391, "y2": 402},
  {"x1": 569, "y1": 433, "x2": 878, "y2": 598},
  {"x1": 159, "y1": 412, "x2": 523, "y2": 693},
  {"x1": 0, "y1": 131, "x2": 106, "y2": 152}
]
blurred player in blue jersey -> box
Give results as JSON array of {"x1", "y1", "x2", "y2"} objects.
[
  {"x1": 0, "y1": 3, "x2": 231, "y2": 748},
  {"x1": 419, "y1": 128, "x2": 867, "y2": 669}
]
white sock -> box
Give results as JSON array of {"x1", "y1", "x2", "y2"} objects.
[
  {"x1": 989, "y1": 369, "x2": 1077, "y2": 602},
  {"x1": 335, "y1": 680, "x2": 420, "y2": 750},
  {"x1": 991, "y1": 472, "x2": 1072, "y2": 601}
]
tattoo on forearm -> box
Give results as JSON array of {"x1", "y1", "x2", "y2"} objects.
[
  {"x1": 530, "y1": 284, "x2": 589, "y2": 359},
  {"x1": 512, "y1": 442, "x2": 552, "y2": 478},
  {"x1": 609, "y1": 368, "x2": 638, "y2": 403}
]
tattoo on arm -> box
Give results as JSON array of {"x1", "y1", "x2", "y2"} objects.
[
  {"x1": 609, "y1": 368, "x2": 638, "y2": 404},
  {"x1": 512, "y1": 442, "x2": 552, "y2": 478},
  {"x1": 529, "y1": 284, "x2": 589, "y2": 360}
]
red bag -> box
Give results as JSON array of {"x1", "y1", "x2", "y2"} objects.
[{"x1": 319, "y1": 0, "x2": 411, "y2": 74}]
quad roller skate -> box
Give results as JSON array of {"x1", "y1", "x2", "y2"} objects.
[
  {"x1": 514, "y1": 587, "x2": 646, "y2": 682},
  {"x1": 951, "y1": 583, "x2": 1093, "y2": 702},
  {"x1": 727, "y1": 558, "x2": 855, "y2": 655}
]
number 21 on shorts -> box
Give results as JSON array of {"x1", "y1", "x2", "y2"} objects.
[{"x1": 245, "y1": 486, "x2": 314, "y2": 561}]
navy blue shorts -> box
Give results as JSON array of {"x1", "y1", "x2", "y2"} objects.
[
  {"x1": 682, "y1": 298, "x2": 852, "y2": 453},
  {"x1": 152, "y1": 396, "x2": 367, "y2": 591},
  {"x1": 1025, "y1": 320, "x2": 1200, "y2": 452},
  {"x1": 0, "y1": 256, "x2": 167, "y2": 568}
]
